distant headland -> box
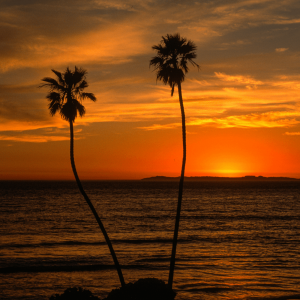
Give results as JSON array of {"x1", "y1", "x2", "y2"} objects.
[{"x1": 141, "y1": 176, "x2": 300, "y2": 181}]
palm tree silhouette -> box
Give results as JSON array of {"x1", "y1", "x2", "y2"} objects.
[
  {"x1": 150, "y1": 34, "x2": 199, "y2": 288},
  {"x1": 40, "y1": 66, "x2": 125, "y2": 287}
]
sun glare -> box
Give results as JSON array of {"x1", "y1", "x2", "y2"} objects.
[
  {"x1": 214, "y1": 169, "x2": 246, "y2": 177},
  {"x1": 205, "y1": 158, "x2": 250, "y2": 177}
]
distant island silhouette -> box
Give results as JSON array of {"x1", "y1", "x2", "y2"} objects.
[{"x1": 141, "y1": 176, "x2": 300, "y2": 181}]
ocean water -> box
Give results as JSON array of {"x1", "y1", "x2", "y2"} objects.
[{"x1": 0, "y1": 180, "x2": 300, "y2": 300}]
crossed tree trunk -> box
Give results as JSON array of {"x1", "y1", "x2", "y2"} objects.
[
  {"x1": 168, "y1": 82, "x2": 186, "y2": 288},
  {"x1": 69, "y1": 121, "x2": 125, "y2": 287}
]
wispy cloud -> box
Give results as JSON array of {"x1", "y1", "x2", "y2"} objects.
[
  {"x1": 0, "y1": 135, "x2": 70, "y2": 143},
  {"x1": 285, "y1": 131, "x2": 300, "y2": 135},
  {"x1": 276, "y1": 48, "x2": 289, "y2": 52},
  {"x1": 214, "y1": 72, "x2": 263, "y2": 87},
  {"x1": 138, "y1": 122, "x2": 180, "y2": 130},
  {"x1": 268, "y1": 18, "x2": 300, "y2": 25},
  {"x1": 189, "y1": 111, "x2": 300, "y2": 128},
  {"x1": 0, "y1": 127, "x2": 83, "y2": 143},
  {"x1": 139, "y1": 111, "x2": 300, "y2": 130}
]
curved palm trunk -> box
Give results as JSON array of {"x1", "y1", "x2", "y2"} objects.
[
  {"x1": 69, "y1": 121, "x2": 125, "y2": 287},
  {"x1": 168, "y1": 82, "x2": 186, "y2": 288}
]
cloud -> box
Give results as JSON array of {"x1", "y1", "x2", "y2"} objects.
[
  {"x1": 191, "y1": 111, "x2": 300, "y2": 128},
  {"x1": 139, "y1": 111, "x2": 300, "y2": 130},
  {"x1": 0, "y1": 0, "x2": 152, "y2": 72},
  {"x1": 214, "y1": 72, "x2": 263, "y2": 87},
  {"x1": 0, "y1": 127, "x2": 83, "y2": 143},
  {"x1": 268, "y1": 18, "x2": 300, "y2": 25},
  {"x1": 271, "y1": 75, "x2": 300, "y2": 89},
  {"x1": 0, "y1": 135, "x2": 70, "y2": 143},
  {"x1": 138, "y1": 122, "x2": 180, "y2": 130},
  {"x1": 285, "y1": 131, "x2": 300, "y2": 135},
  {"x1": 0, "y1": 25, "x2": 147, "y2": 71},
  {"x1": 2, "y1": 0, "x2": 298, "y2": 72},
  {"x1": 1, "y1": 0, "x2": 300, "y2": 135},
  {"x1": 276, "y1": 48, "x2": 289, "y2": 52}
]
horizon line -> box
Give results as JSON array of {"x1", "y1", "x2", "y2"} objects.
[{"x1": 1, "y1": 175, "x2": 300, "y2": 181}]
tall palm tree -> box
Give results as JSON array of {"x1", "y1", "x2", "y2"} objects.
[
  {"x1": 40, "y1": 66, "x2": 125, "y2": 287},
  {"x1": 150, "y1": 34, "x2": 199, "y2": 289}
]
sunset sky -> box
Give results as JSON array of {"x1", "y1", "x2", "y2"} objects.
[{"x1": 1, "y1": 0, "x2": 300, "y2": 180}]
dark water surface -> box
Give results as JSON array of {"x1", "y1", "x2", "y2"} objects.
[{"x1": 0, "y1": 180, "x2": 300, "y2": 300}]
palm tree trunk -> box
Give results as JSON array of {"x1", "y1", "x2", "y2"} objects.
[
  {"x1": 168, "y1": 82, "x2": 186, "y2": 288},
  {"x1": 69, "y1": 121, "x2": 125, "y2": 287}
]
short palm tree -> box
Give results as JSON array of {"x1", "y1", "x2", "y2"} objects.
[
  {"x1": 150, "y1": 34, "x2": 199, "y2": 288},
  {"x1": 40, "y1": 66, "x2": 125, "y2": 287}
]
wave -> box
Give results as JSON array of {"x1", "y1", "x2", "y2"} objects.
[
  {"x1": 0, "y1": 263, "x2": 167, "y2": 274},
  {"x1": 0, "y1": 240, "x2": 106, "y2": 249},
  {"x1": 0, "y1": 238, "x2": 175, "y2": 249},
  {"x1": 247, "y1": 294, "x2": 300, "y2": 300},
  {"x1": 2, "y1": 232, "x2": 299, "y2": 250},
  {"x1": 180, "y1": 215, "x2": 300, "y2": 221}
]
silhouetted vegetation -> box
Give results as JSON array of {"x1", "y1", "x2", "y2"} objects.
[
  {"x1": 150, "y1": 33, "x2": 199, "y2": 288},
  {"x1": 48, "y1": 279, "x2": 176, "y2": 300},
  {"x1": 49, "y1": 287, "x2": 100, "y2": 300},
  {"x1": 40, "y1": 67, "x2": 125, "y2": 287},
  {"x1": 103, "y1": 278, "x2": 176, "y2": 300}
]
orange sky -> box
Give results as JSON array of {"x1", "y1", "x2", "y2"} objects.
[{"x1": 1, "y1": 0, "x2": 300, "y2": 180}]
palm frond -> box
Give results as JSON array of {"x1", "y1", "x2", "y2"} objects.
[
  {"x1": 60, "y1": 101, "x2": 77, "y2": 122},
  {"x1": 171, "y1": 83, "x2": 175, "y2": 96},
  {"x1": 80, "y1": 92, "x2": 96, "y2": 102},
  {"x1": 51, "y1": 69, "x2": 65, "y2": 86},
  {"x1": 63, "y1": 67, "x2": 74, "y2": 87},
  {"x1": 48, "y1": 101, "x2": 62, "y2": 116},
  {"x1": 72, "y1": 66, "x2": 87, "y2": 87},
  {"x1": 74, "y1": 80, "x2": 88, "y2": 95},
  {"x1": 150, "y1": 33, "x2": 199, "y2": 95},
  {"x1": 74, "y1": 100, "x2": 86, "y2": 117},
  {"x1": 40, "y1": 77, "x2": 64, "y2": 91},
  {"x1": 46, "y1": 92, "x2": 61, "y2": 103},
  {"x1": 152, "y1": 44, "x2": 163, "y2": 52},
  {"x1": 180, "y1": 59, "x2": 189, "y2": 73},
  {"x1": 41, "y1": 66, "x2": 95, "y2": 123},
  {"x1": 149, "y1": 56, "x2": 164, "y2": 68}
]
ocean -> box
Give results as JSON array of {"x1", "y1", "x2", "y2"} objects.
[{"x1": 0, "y1": 180, "x2": 299, "y2": 300}]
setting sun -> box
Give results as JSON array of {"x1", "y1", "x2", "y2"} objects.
[{"x1": 212, "y1": 169, "x2": 247, "y2": 177}]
